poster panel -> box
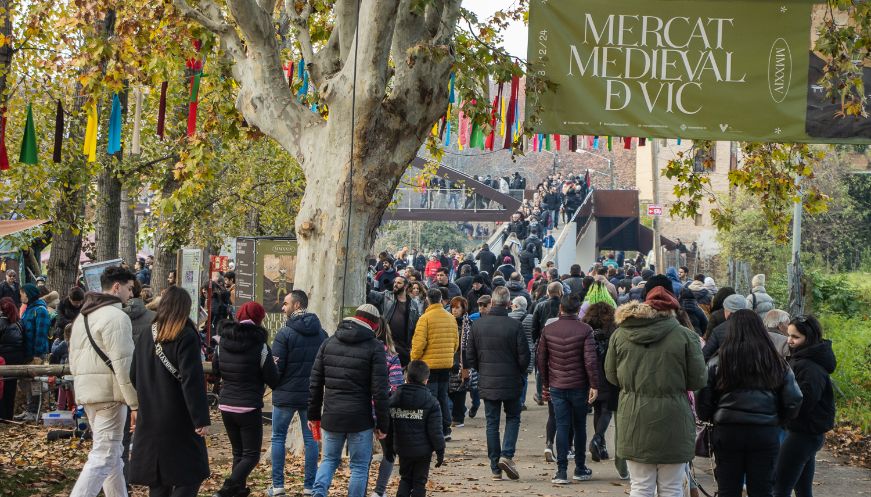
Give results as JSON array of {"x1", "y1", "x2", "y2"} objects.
[
  {"x1": 81, "y1": 259, "x2": 123, "y2": 292},
  {"x1": 234, "y1": 238, "x2": 256, "y2": 305},
  {"x1": 255, "y1": 239, "x2": 298, "y2": 334},
  {"x1": 527, "y1": 0, "x2": 871, "y2": 144},
  {"x1": 179, "y1": 248, "x2": 203, "y2": 324}
]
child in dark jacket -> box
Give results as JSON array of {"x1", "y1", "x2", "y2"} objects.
[{"x1": 390, "y1": 360, "x2": 446, "y2": 497}]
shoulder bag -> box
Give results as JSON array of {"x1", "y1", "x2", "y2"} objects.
[
  {"x1": 151, "y1": 324, "x2": 182, "y2": 381},
  {"x1": 83, "y1": 315, "x2": 115, "y2": 373}
]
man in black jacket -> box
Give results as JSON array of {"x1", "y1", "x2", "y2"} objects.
[
  {"x1": 270, "y1": 290, "x2": 328, "y2": 496},
  {"x1": 564, "y1": 265, "x2": 585, "y2": 297},
  {"x1": 455, "y1": 265, "x2": 475, "y2": 297},
  {"x1": 506, "y1": 212, "x2": 529, "y2": 242},
  {"x1": 389, "y1": 360, "x2": 446, "y2": 497},
  {"x1": 505, "y1": 273, "x2": 532, "y2": 312},
  {"x1": 369, "y1": 276, "x2": 422, "y2": 367},
  {"x1": 0, "y1": 269, "x2": 20, "y2": 307},
  {"x1": 465, "y1": 276, "x2": 492, "y2": 315},
  {"x1": 475, "y1": 243, "x2": 497, "y2": 275},
  {"x1": 466, "y1": 287, "x2": 530, "y2": 481},
  {"x1": 308, "y1": 304, "x2": 389, "y2": 497}
]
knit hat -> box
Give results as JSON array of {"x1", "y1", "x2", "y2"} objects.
[
  {"x1": 492, "y1": 276, "x2": 506, "y2": 288},
  {"x1": 723, "y1": 294, "x2": 748, "y2": 312},
  {"x1": 236, "y1": 301, "x2": 266, "y2": 326},
  {"x1": 641, "y1": 269, "x2": 654, "y2": 281},
  {"x1": 751, "y1": 274, "x2": 766, "y2": 288},
  {"x1": 645, "y1": 286, "x2": 680, "y2": 312},
  {"x1": 503, "y1": 256, "x2": 513, "y2": 263},
  {"x1": 22, "y1": 283, "x2": 40, "y2": 303},
  {"x1": 472, "y1": 275, "x2": 485, "y2": 284},
  {"x1": 632, "y1": 276, "x2": 643, "y2": 286},
  {"x1": 353, "y1": 303, "x2": 381, "y2": 330},
  {"x1": 704, "y1": 277, "x2": 717, "y2": 293},
  {"x1": 643, "y1": 274, "x2": 674, "y2": 299}
]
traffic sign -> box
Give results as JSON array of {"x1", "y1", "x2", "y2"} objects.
[{"x1": 647, "y1": 204, "x2": 663, "y2": 216}]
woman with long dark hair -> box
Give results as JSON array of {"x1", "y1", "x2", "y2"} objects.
[
  {"x1": 773, "y1": 315, "x2": 836, "y2": 497},
  {"x1": 697, "y1": 309, "x2": 802, "y2": 497},
  {"x1": 130, "y1": 286, "x2": 211, "y2": 497},
  {"x1": 582, "y1": 302, "x2": 627, "y2": 479},
  {"x1": 0, "y1": 297, "x2": 25, "y2": 420}
]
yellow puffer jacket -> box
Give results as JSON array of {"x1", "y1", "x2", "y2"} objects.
[{"x1": 411, "y1": 304, "x2": 459, "y2": 370}]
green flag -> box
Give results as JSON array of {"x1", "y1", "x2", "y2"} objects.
[{"x1": 19, "y1": 103, "x2": 38, "y2": 165}]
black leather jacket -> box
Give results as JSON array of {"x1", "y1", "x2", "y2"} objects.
[{"x1": 697, "y1": 356, "x2": 803, "y2": 427}]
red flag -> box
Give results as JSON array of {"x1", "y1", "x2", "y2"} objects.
[
  {"x1": 639, "y1": 137, "x2": 647, "y2": 146},
  {"x1": 485, "y1": 84, "x2": 502, "y2": 151},
  {"x1": 623, "y1": 137, "x2": 632, "y2": 149},
  {"x1": 283, "y1": 61, "x2": 294, "y2": 88},
  {"x1": 555, "y1": 134, "x2": 561, "y2": 151},
  {"x1": 0, "y1": 109, "x2": 8, "y2": 171},
  {"x1": 569, "y1": 136, "x2": 577, "y2": 152},
  {"x1": 503, "y1": 73, "x2": 520, "y2": 149}
]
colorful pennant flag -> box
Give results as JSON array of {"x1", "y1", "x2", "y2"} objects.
[
  {"x1": 83, "y1": 101, "x2": 98, "y2": 162},
  {"x1": 107, "y1": 94, "x2": 122, "y2": 155},
  {"x1": 157, "y1": 81, "x2": 167, "y2": 139},
  {"x1": 131, "y1": 88, "x2": 143, "y2": 155},
  {"x1": 0, "y1": 108, "x2": 8, "y2": 171},
  {"x1": 52, "y1": 100, "x2": 64, "y2": 163},
  {"x1": 19, "y1": 103, "x2": 38, "y2": 165}
]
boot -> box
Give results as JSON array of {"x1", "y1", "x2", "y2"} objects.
[{"x1": 212, "y1": 479, "x2": 240, "y2": 497}]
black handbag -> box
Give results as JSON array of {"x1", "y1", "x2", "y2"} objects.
[{"x1": 695, "y1": 422, "x2": 713, "y2": 458}]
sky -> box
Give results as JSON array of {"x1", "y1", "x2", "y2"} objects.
[{"x1": 463, "y1": 0, "x2": 528, "y2": 59}]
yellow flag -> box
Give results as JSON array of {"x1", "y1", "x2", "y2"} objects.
[
  {"x1": 500, "y1": 96, "x2": 507, "y2": 137},
  {"x1": 83, "y1": 102, "x2": 98, "y2": 162}
]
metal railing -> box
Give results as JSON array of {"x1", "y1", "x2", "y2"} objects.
[
  {"x1": 540, "y1": 189, "x2": 595, "y2": 267},
  {"x1": 391, "y1": 188, "x2": 524, "y2": 211}
]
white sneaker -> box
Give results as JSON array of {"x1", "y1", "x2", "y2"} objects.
[
  {"x1": 370, "y1": 492, "x2": 385, "y2": 497},
  {"x1": 267, "y1": 488, "x2": 286, "y2": 497},
  {"x1": 303, "y1": 490, "x2": 314, "y2": 496}
]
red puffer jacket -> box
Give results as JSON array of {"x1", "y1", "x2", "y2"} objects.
[{"x1": 536, "y1": 315, "x2": 599, "y2": 391}]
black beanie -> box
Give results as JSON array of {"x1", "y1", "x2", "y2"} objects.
[{"x1": 643, "y1": 274, "x2": 674, "y2": 300}]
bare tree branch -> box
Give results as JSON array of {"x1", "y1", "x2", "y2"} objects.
[{"x1": 172, "y1": 0, "x2": 246, "y2": 61}]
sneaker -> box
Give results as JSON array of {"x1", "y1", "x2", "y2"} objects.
[
  {"x1": 572, "y1": 466, "x2": 593, "y2": 481},
  {"x1": 469, "y1": 405, "x2": 479, "y2": 418},
  {"x1": 445, "y1": 434, "x2": 452, "y2": 442},
  {"x1": 617, "y1": 466, "x2": 630, "y2": 480},
  {"x1": 498, "y1": 457, "x2": 520, "y2": 480},
  {"x1": 551, "y1": 471, "x2": 569, "y2": 484},
  {"x1": 589, "y1": 438, "x2": 602, "y2": 462},
  {"x1": 568, "y1": 448, "x2": 575, "y2": 460},
  {"x1": 454, "y1": 423, "x2": 465, "y2": 428},
  {"x1": 600, "y1": 447, "x2": 609, "y2": 460},
  {"x1": 303, "y1": 490, "x2": 314, "y2": 496},
  {"x1": 491, "y1": 471, "x2": 503, "y2": 481},
  {"x1": 266, "y1": 488, "x2": 286, "y2": 497},
  {"x1": 544, "y1": 443, "x2": 555, "y2": 463}
]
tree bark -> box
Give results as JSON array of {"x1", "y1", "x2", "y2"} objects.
[
  {"x1": 94, "y1": 168, "x2": 122, "y2": 262},
  {"x1": 119, "y1": 189, "x2": 138, "y2": 266}
]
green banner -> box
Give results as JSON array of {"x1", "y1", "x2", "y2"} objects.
[{"x1": 527, "y1": 0, "x2": 871, "y2": 144}]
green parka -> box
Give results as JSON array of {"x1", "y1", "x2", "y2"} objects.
[{"x1": 604, "y1": 301, "x2": 706, "y2": 464}]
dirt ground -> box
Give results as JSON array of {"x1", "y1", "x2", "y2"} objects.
[{"x1": 1, "y1": 383, "x2": 869, "y2": 497}]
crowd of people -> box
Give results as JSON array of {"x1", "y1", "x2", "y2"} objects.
[{"x1": 0, "y1": 241, "x2": 839, "y2": 497}]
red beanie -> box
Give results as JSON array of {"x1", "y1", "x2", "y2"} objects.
[{"x1": 236, "y1": 301, "x2": 266, "y2": 326}]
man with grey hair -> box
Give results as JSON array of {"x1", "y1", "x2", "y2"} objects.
[
  {"x1": 763, "y1": 309, "x2": 790, "y2": 357},
  {"x1": 703, "y1": 294, "x2": 748, "y2": 361},
  {"x1": 466, "y1": 286, "x2": 530, "y2": 481}
]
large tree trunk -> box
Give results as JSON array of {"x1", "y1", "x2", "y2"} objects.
[
  {"x1": 94, "y1": 169, "x2": 121, "y2": 262},
  {"x1": 118, "y1": 189, "x2": 138, "y2": 266}
]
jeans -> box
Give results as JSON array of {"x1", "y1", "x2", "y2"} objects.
[
  {"x1": 773, "y1": 431, "x2": 825, "y2": 497},
  {"x1": 70, "y1": 403, "x2": 129, "y2": 497},
  {"x1": 221, "y1": 409, "x2": 263, "y2": 488},
  {"x1": 271, "y1": 406, "x2": 318, "y2": 490},
  {"x1": 483, "y1": 397, "x2": 522, "y2": 472},
  {"x1": 427, "y1": 369, "x2": 451, "y2": 435},
  {"x1": 625, "y1": 461, "x2": 685, "y2": 497},
  {"x1": 520, "y1": 376, "x2": 528, "y2": 407},
  {"x1": 546, "y1": 400, "x2": 573, "y2": 446},
  {"x1": 469, "y1": 386, "x2": 480, "y2": 411},
  {"x1": 397, "y1": 455, "x2": 431, "y2": 497},
  {"x1": 148, "y1": 485, "x2": 200, "y2": 497},
  {"x1": 550, "y1": 387, "x2": 589, "y2": 472},
  {"x1": 712, "y1": 424, "x2": 780, "y2": 497},
  {"x1": 374, "y1": 438, "x2": 395, "y2": 496},
  {"x1": 313, "y1": 429, "x2": 373, "y2": 497},
  {"x1": 449, "y1": 390, "x2": 467, "y2": 423}
]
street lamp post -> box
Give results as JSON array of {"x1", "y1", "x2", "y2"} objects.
[{"x1": 575, "y1": 149, "x2": 616, "y2": 189}]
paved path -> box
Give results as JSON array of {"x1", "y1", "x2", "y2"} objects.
[{"x1": 414, "y1": 384, "x2": 871, "y2": 497}]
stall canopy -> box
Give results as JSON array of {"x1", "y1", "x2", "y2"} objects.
[{"x1": 0, "y1": 219, "x2": 48, "y2": 238}]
